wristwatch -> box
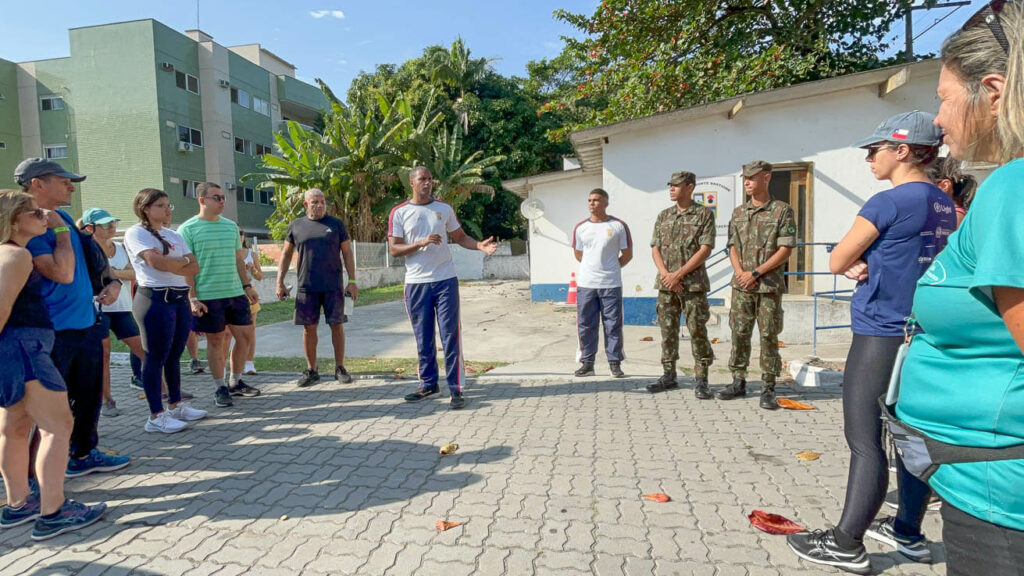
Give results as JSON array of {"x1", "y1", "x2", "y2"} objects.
[{"x1": 751, "y1": 269, "x2": 761, "y2": 280}]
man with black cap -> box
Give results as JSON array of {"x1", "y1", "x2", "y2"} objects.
[
  {"x1": 649, "y1": 171, "x2": 716, "y2": 396},
  {"x1": 16, "y1": 158, "x2": 132, "y2": 477},
  {"x1": 719, "y1": 160, "x2": 796, "y2": 409}
]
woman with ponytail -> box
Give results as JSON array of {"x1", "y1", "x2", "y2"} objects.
[{"x1": 122, "y1": 189, "x2": 206, "y2": 433}]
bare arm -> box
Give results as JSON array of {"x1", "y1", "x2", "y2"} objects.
[
  {"x1": 388, "y1": 235, "x2": 436, "y2": 258},
  {"x1": 0, "y1": 249, "x2": 34, "y2": 333},
  {"x1": 139, "y1": 248, "x2": 197, "y2": 275},
  {"x1": 237, "y1": 248, "x2": 258, "y2": 304},
  {"x1": 113, "y1": 260, "x2": 136, "y2": 282},
  {"x1": 32, "y1": 229, "x2": 75, "y2": 284},
  {"x1": 340, "y1": 239, "x2": 358, "y2": 300},
  {"x1": 450, "y1": 228, "x2": 498, "y2": 255},
  {"x1": 829, "y1": 216, "x2": 880, "y2": 274},
  {"x1": 249, "y1": 250, "x2": 264, "y2": 281},
  {"x1": 994, "y1": 287, "x2": 1024, "y2": 355},
  {"x1": 276, "y1": 241, "x2": 296, "y2": 300},
  {"x1": 573, "y1": 249, "x2": 583, "y2": 262},
  {"x1": 618, "y1": 246, "x2": 633, "y2": 267}
]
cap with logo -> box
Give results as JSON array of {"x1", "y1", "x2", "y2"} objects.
[
  {"x1": 667, "y1": 171, "x2": 696, "y2": 186},
  {"x1": 741, "y1": 160, "x2": 772, "y2": 178},
  {"x1": 14, "y1": 157, "x2": 86, "y2": 186},
  {"x1": 81, "y1": 208, "x2": 119, "y2": 226},
  {"x1": 853, "y1": 110, "x2": 943, "y2": 149}
]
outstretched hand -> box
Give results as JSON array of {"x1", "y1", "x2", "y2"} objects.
[{"x1": 478, "y1": 236, "x2": 498, "y2": 255}]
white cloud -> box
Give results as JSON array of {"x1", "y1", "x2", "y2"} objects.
[{"x1": 309, "y1": 10, "x2": 344, "y2": 19}]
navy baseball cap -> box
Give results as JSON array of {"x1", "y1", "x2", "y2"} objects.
[
  {"x1": 853, "y1": 111, "x2": 943, "y2": 148},
  {"x1": 14, "y1": 157, "x2": 86, "y2": 186}
]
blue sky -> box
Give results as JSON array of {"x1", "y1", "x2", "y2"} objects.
[{"x1": 0, "y1": 0, "x2": 988, "y2": 94}]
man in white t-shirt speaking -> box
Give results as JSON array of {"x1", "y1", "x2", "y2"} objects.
[
  {"x1": 388, "y1": 166, "x2": 497, "y2": 409},
  {"x1": 572, "y1": 188, "x2": 633, "y2": 378}
]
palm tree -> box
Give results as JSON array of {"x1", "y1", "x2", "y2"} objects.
[{"x1": 426, "y1": 37, "x2": 494, "y2": 134}]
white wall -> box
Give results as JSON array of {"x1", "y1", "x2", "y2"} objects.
[
  {"x1": 599, "y1": 72, "x2": 941, "y2": 297},
  {"x1": 528, "y1": 174, "x2": 604, "y2": 286}
]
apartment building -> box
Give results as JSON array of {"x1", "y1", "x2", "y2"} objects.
[{"x1": 2, "y1": 19, "x2": 327, "y2": 233}]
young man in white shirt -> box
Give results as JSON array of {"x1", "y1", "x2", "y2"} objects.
[{"x1": 572, "y1": 188, "x2": 633, "y2": 377}]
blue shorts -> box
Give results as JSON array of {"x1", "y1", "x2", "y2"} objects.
[
  {"x1": 0, "y1": 327, "x2": 67, "y2": 408},
  {"x1": 99, "y1": 311, "x2": 141, "y2": 341}
]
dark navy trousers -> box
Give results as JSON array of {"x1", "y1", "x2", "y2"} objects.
[
  {"x1": 404, "y1": 277, "x2": 463, "y2": 396},
  {"x1": 576, "y1": 286, "x2": 625, "y2": 364}
]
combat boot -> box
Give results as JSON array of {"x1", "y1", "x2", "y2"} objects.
[
  {"x1": 574, "y1": 362, "x2": 595, "y2": 377},
  {"x1": 646, "y1": 371, "x2": 676, "y2": 393},
  {"x1": 760, "y1": 381, "x2": 778, "y2": 410},
  {"x1": 715, "y1": 377, "x2": 746, "y2": 400},
  {"x1": 694, "y1": 377, "x2": 712, "y2": 400}
]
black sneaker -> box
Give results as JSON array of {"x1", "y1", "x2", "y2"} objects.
[
  {"x1": 609, "y1": 362, "x2": 625, "y2": 378},
  {"x1": 450, "y1": 394, "x2": 466, "y2": 409},
  {"x1": 865, "y1": 517, "x2": 933, "y2": 563},
  {"x1": 694, "y1": 378, "x2": 712, "y2": 400},
  {"x1": 760, "y1": 385, "x2": 778, "y2": 410},
  {"x1": 883, "y1": 490, "x2": 942, "y2": 512},
  {"x1": 297, "y1": 369, "x2": 320, "y2": 388},
  {"x1": 189, "y1": 358, "x2": 205, "y2": 374},
  {"x1": 646, "y1": 372, "x2": 676, "y2": 393},
  {"x1": 229, "y1": 380, "x2": 261, "y2": 397},
  {"x1": 404, "y1": 388, "x2": 438, "y2": 403},
  {"x1": 715, "y1": 377, "x2": 747, "y2": 400},
  {"x1": 574, "y1": 362, "x2": 595, "y2": 377},
  {"x1": 215, "y1": 386, "x2": 233, "y2": 407},
  {"x1": 129, "y1": 376, "x2": 143, "y2": 390},
  {"x1": 787, "y1": 529, "x2": 871, "y2": 575},
  {"x1": 335, "y1": 366, "x2": 353, "y2": 384}
]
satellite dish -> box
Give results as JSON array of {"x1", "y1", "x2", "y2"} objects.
[{"x1": 520, "y1": 198, "x2": 545, "y2": 221}]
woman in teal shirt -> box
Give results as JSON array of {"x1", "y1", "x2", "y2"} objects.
[{"x1": 896, "y1": 3, "x2": 1024, "y2": 574}]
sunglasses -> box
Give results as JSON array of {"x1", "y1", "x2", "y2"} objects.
[
  {"x1": 92, "y1": 222, "x2": 117, "y2": 230},
  {"x1": 204, "y1": 194, "x2": 226, "y2": 202},
  {"x1": 962, "y1": 0, "x2": 1011, "y2": 54},
  {"x1": 23, "y1": 207, "x2": 46, "y2": 221},
  {"x1": 865, "y1": 143, "x2": 899, "y2": 160}
]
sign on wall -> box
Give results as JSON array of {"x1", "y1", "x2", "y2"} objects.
[{"x1": 693, "y1": 176, "x2": 736, "y2": 236}]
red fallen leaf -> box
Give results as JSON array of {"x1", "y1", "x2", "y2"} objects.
[
  {"x1": 643, "y1": 493, "x2": 670, "y2": 503},
  {"x1": 436, "y1": 520, "x2": 462, "y2": 531},
  {"x1": 748, "y1": 510, "x2": 804, "y2": 535},
  {"x1": 778, "y1": 398, "x2": 816, "y2": 411},
  {"x1": 466, "y1": 366, "x2": 478, "y2": 374},
  {"x1": 481, "y1": 365, "x2": 494, "y2": 373},
  {"x1": 640, "y1": 336, "x2": 654, "y2": 342}
]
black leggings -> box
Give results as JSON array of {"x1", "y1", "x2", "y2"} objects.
[
  {"x1": 836, "y1": 334, "x2": 931, "y2": 542},
  {"x1": 133, "y1": 289, "x2": 191, "y2": 415}
]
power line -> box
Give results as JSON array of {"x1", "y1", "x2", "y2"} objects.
[{"x1": 913, "y1": 4, "x2": 965, "y2": 41}]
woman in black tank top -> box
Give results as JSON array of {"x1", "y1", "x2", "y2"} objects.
[{"x1": 0, "y1": 189, "x2": 107, "y2": 537}]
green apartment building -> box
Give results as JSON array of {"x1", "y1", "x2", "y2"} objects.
[{"x1": 1, "y1": 19, "x2": 327, "y2": 233}]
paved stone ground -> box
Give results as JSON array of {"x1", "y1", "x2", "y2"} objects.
[{"x1": 0, "y1": 365, "x2": 947, "y2": 575}]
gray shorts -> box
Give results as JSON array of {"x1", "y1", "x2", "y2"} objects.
[{"x1": 0, "y1": 327, "x2": 67, "y2": 408}]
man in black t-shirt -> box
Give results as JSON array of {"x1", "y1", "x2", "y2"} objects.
[{"x1": 276, "y1": 189, "x2": 357, "y2": 386}]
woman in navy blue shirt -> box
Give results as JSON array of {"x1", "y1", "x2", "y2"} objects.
[{"x1": 787, "y1": 112, "x2": 956, "y2": 574}]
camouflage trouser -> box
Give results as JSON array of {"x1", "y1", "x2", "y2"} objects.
[
  {"x1": 657, "y1": 290, "x2": 714, "y2": 378},
  {"x1": 728, "y1": 289, "x2": 783, "y2": 381}
]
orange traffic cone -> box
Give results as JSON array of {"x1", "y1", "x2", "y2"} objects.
[{"x1": 567, "y1": 272, "x2": 578, "y2": 305}]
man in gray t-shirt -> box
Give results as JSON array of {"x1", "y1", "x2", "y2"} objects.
[{"x1": 276, "y1": 189, "x2": 357, "y2": 387}]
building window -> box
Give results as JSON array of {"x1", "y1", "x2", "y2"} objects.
[
  {"x1": 40, "y1": 96, "x2": 65, "y2": 111},
  {"x1": 230, "y1": 87, "x2": 250, "y2": 109},
  {"x1": 182, "y1": 179, "x2": 197, "y2": 198},
  {"x1": 243, "y1": 187, "x2": 255, "y2": 203},
  {"x1": 0, "y1": 142, "x2": 6, "y2": 150},
  {"x1": 178, "y1": 125, "x2": 203, "y2": 147},
  {"x1": 175, "y1": 71, "x2": 199, "y2": 94},
  {"x1": 234, "y1": 137, "x2": 252, "y2": 156},
  {"x1": 253, "y1": 96, "x2": 270, "y2": 116},
  {"x1": 43, "y1": 145, "x2": 68, "y2": 159},
  {"x1": 259, "y1": 188, "x2": 272, "y2": 205},
  {"x1": 255, "y1": 143, "x2": 272, "y2": 156}
]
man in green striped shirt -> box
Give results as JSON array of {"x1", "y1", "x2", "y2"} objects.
[{"x1": 179, "y1": 182, "x2": 261, "y2": 407}]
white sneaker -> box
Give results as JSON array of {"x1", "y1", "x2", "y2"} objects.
[
  {"x1": 168, "y1": 402, "x2": 207, "y2": 422},
  {"x1": 144, "y1": 412, "x2": 188, "y2": 434},
  {"x1": 243, "y1": 361, "x2": 257, "y2": 375}
]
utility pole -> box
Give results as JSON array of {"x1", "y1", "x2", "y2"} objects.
[{"x1": 904, "y1": 1, "x2": 972, "y2": 63}]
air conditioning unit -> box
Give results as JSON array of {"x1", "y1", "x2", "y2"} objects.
[
  {"x1": 225, "y1": 182, "x2": 236, "y2": 190},
  {"x1": 161, "y1": 62, "x2": 174, "y2": 71},
  {"x1": 217, "y1": 79, "x2": 230, "y2": 88},
  {"x1": 177, "y1": 141, "x2": 193, "y2": 152}
]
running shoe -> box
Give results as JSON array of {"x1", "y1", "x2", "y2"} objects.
[
  {"x1": 335, "y1": 365, "x2": 353, "y2": 384},
  {"x1": 31, "y1": 499, "x2": 106, "y2": 541},
  {"x1": 229, "y1": 380, "x2": 261, "y2": 397},
  {"x1": 66, "y1": 449, "x2": 131, "y2": 479},
  {"x1": 1, "y1": 489, "x2": 40, "y2": 528},
  {"x1": 243, "y1": 361, "x2": 258, "y2": 375},
  {"x1": 129, "y1": 376, "x2": 144, "y2": 390},
  {"x1": 168, "y1": 402, "x2": 207, "y2": 421},
  {"x1": 189, "y1": 358, "x2": 205, "y2": 374},
  {"x1": 787, "y1": 529, "x2": 871, "y2": 575},
  {"x1": 297, "y1": 369, "x2": 320, "y2": 388},
  {"x1": 144, "y1": 411, "x2": 187, "y2": 434},
  {"x1": 404, "y1": 388, "x2": 438, "y2": 403},
  {"x1": 865, "y1": 516, "x2": 933, "y2": 563},
  {"x1": 450, "y1": 394, "x2": 466, "y2": 409},
  {"x1": 215, "y1": 386, "x2": 233, "y2": 407},
  {"x1": 101, "y1": 398, "x2": 119, "y2": 418}
]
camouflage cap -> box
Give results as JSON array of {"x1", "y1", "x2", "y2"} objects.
[
  {"x1": 667, "y1": 171, "x2": 696, "y2": 186},
  {"x1": 741, "y1": 160, "x2": 772, "y2": 178}
]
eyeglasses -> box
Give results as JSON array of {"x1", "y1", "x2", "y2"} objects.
[
  {"x1": 205, "y1": 194, "x2": 226, "y2": 203},
  {"x1": 152, "y1": 203, "x2": 175, "y2": 211},
  {"x1": 961, "y1": 0, "x2": 1011, "y2": 54},
  {"x1": 23, "y1": 207, "x2": 46, "y2": 221},
  {"x1": 865, "y1": 143, "x2": 899, "y2": 160},
  {"x1": 93, "y1": 222, "x2": 117, "y2": 230}
]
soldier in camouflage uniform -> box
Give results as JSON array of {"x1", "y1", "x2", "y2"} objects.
[
  {"x1": 718, "y1": 160, "x2": 797, "y2": 410},
  {"x1": 647, "y1": 171, "x2": 716, "y2": 397}
]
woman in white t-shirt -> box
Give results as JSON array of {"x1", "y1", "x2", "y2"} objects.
[{"x1": 122, "y1": 189, "x2": 207, "y2": 433}]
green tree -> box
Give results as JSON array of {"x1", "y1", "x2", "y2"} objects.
[
  {"x1": 546, "y1": 0, "x2": 934, "y2": 137},
  {"x1": 426, "y1": 36, "x2": 494, "y2": 134}
]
